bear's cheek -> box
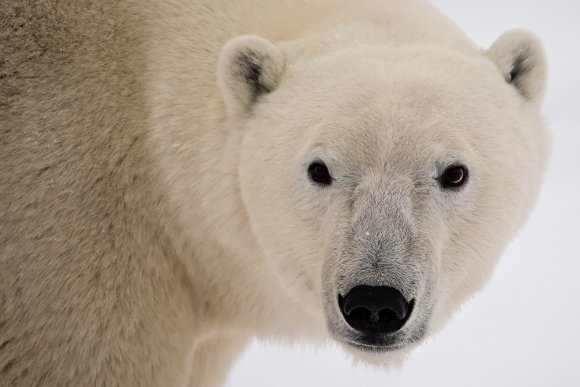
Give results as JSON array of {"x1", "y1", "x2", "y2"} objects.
[{"x1": 238, "y1": 145, "x2": 327, "y2": 305}]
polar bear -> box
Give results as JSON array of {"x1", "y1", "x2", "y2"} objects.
[{"x1": 0, "y1": 0, "x2": 548, "y2": 386}]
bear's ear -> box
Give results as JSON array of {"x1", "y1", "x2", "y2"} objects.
[
  {"x1": 486, "y1": 29, "x2": 547, "y2": 105},
  {"x1": 217, "y1": 35, "x2": 286, "y2": 114}
]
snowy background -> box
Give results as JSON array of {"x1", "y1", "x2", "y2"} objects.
[{"x1": 226, "y1": 1, "x2": 580, "y2": 386}]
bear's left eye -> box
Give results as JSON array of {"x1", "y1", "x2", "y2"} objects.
[
  {"x1": 308, "y1": 161, "x2": 332, "y2": 186},
  {"x1": 439, "y1": 165, "x2": 469, "y2": 189}
]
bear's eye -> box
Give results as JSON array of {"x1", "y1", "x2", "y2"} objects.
[
  {"x1": 439, "y1": 165, "x2": 468, "y2": 189},
  {"x1": 308, "y1": 161, "x2": 332, "y2": 186}
]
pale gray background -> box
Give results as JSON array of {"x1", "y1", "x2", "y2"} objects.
[{"x1": 226, "y1": 1, "x2": 580, "y2": 385}]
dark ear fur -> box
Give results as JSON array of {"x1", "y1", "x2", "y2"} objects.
[
  {"x1": 218, "y1": 35, "x2": 285, "y2": 114},
  {"x1": 487, "y1": 29, "x2": 547, "y2": 104}
]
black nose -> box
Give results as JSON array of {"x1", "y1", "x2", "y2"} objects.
[{"x1": 338, "y1": 285, "x2": 414, "y2": 334}]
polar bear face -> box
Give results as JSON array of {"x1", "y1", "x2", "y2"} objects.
[{"x1": 218, "y1": 32, "x2": 548, "y2": 357}]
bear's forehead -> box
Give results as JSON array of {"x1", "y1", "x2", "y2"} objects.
[
  {"x1": 288, "y1": 44, "x2": 500, "y2": 89},
  {"x1": 283, "y1": 46, "x2": 506, "y2": 123},
  {"x1": 308, "y1": 85, "x2": 477, "y2": 162},
  {"x1": 315, "y1": 115, "x2": 462, "y2": 174},
  {"x1": 264, "y1": 46, "x2": 518, "y2": 172}
]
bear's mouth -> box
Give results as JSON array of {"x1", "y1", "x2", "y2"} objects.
[
  {"x1": 341, "y1": 338, "x2": 406, "y2": 353},
  {"x1": 335, "y1": 323, "x2": 426, "y2": 354}
]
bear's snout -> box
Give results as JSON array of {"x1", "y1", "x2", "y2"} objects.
[{"x1": 338, "y1": 285, "x2": 414, "y2": 335}]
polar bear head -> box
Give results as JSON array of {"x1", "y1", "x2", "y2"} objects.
[{"x1": 217, "y1": 30, "x2": 548, "y2": 358}]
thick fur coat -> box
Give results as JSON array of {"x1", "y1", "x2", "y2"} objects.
[{"x1": 0, "y1": 1, "x2": 548, "y2": 386}]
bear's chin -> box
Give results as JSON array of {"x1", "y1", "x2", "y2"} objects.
[{"x1": 337, "y1": 341, "x2": 414, "y2": 370}]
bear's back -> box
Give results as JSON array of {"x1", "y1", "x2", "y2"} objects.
[{"x1": 0, "y1": 0, "x2": 150, "y2": 263}]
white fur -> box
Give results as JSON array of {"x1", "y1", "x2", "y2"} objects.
[{"x1": 0, "y1": 0, "x2": 549, "y2": 386}]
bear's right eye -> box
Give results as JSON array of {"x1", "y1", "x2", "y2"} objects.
[
  {"x1": 308, "y1": 161, "x2": 332, "y2": 186},
  {"x1": 439, "y1": 165, "x2": 469, "y2": 190}
]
